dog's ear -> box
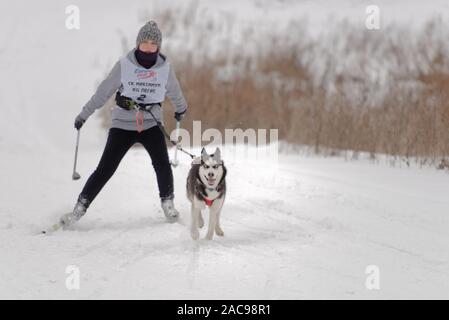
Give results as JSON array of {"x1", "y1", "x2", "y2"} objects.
[
  {"x1": 212, "y1": 147, "x2": 222, "y2": 163},
  {"x1": 201, "y1": 147, "x2": 209, "y2": 161},
  {"x1": 217, "y1": 161, "x2": 227, "y2": 189},
  {"x1": 221, "y1": 161, "x2": 227, "y2": 179}
]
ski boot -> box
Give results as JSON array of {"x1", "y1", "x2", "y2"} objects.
[
  {"x1": 161, "y1": 196, "x2": 179, "y2": 223},
  {"x1": 60, "y1": 194, "x2": 91, "y2": 228}
]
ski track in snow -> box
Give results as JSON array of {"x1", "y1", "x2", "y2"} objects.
[{"x1": 0, "y1": 146, "x2": 448, "y2": 299}]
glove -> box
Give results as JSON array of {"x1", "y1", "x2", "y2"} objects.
[
  {"x1": 74, "y1": 115, "x2": 86, "y2": 130},
  {"x1": 174, "y1": 110, "x2": 186, "y2": 122}
]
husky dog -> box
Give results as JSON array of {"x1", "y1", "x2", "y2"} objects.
[{"x1": 187, "y1": 147, "x2": 227, "y2": 240}]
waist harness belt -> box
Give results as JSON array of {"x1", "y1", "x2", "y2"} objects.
[
  {"x1": 115, "y1": 91, "x2": 162, "y2": 132},
  {"x1": 114, "y1": 92, "x2": 197, "y2": 159},
  {"x1": 115, "y1": 91, "x2": 161, "y2": 110}
]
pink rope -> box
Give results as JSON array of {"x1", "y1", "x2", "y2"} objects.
[{"x1": 136, "y1": 110, "x2": 144, "y2": 133}]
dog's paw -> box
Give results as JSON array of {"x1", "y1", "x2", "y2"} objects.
[
  {"x1": 215, "y1": 227, "x2": 224, "y2": 236},
  {"x1": 205, "y1": 233, "x2": 214, "y2": 240},
  {"x1": 191, "y1": 229, "x2": 200, "y2": 240}
]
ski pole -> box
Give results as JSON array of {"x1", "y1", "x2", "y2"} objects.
[
  {"x1": 72, "y1": 129, "x2": 81, "y2": 180},
  {"x1": 171, "y1": 121, "x2": 180, "y2": 167}
]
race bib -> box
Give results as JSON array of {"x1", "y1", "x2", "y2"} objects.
[{"x1": 119, "y1": 56, "x2": 170, "y2": 104}]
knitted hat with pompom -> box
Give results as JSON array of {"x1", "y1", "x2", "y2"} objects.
[{"x1": 136, "y1": 20, "x2": 162, "y2": 49}]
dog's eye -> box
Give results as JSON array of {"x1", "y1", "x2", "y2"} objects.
[
  {"x1": 203, "y1": 164, "x2": 210, "y2": 169},
  {"x1": 212, "y1": 165, "x2": 219, "y2": 169}
]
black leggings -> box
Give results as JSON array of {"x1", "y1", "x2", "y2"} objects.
[{"x1": 80, "y1": 126, "x2": 174, "y2": 204}]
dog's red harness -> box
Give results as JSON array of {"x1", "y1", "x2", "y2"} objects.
[{"x1": 203, "y1": 197, "x2": 214, "y2": 207}]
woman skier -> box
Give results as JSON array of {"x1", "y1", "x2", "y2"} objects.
[{"x1": 60, "y1": 20, "x2": 187, "y2": 228}]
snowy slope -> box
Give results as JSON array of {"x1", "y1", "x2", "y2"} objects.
[
  {"x1": 0, "y1": 145, "x2": 448, "y2": 299},
  {"x1": 1, "y1": 0, "x2": 449, "y2": 299}
]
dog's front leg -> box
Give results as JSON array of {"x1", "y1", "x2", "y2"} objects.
[
  {"x1": 215, "y1": 207, "x2": 224, "y2": 237},
  {"x1": 198, "y1": 211, "x2": 204, "y2": 228},
  {"x1": 212, "y1": 198, "x2": 224, "y2": 237},
  {"x1": 190, "y1": 203, "x2": 201, "y2": 240},
  {"x1": 205, "y1": 206, "x2": 218, "y2": 240}
]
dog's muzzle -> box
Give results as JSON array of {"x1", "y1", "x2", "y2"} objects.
[{"x1": 206, "y1": 177, "x2": 216, "y2": 186}]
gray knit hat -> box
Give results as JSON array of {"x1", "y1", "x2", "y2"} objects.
[{"x1": 136, "y1": 20, "x2": 162, "y2": 49}]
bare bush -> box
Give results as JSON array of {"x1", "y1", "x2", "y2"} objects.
[{"x1": 102, "y1": 8, "x2": 449, "y2": 163}]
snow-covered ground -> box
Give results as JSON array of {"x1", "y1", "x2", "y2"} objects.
[
  {"x1": 1, "y1": 0, "x2": 449, "y2": 299},
  {"x1": 1, "y1": 145, "x2": 448, "y2": 299}
]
